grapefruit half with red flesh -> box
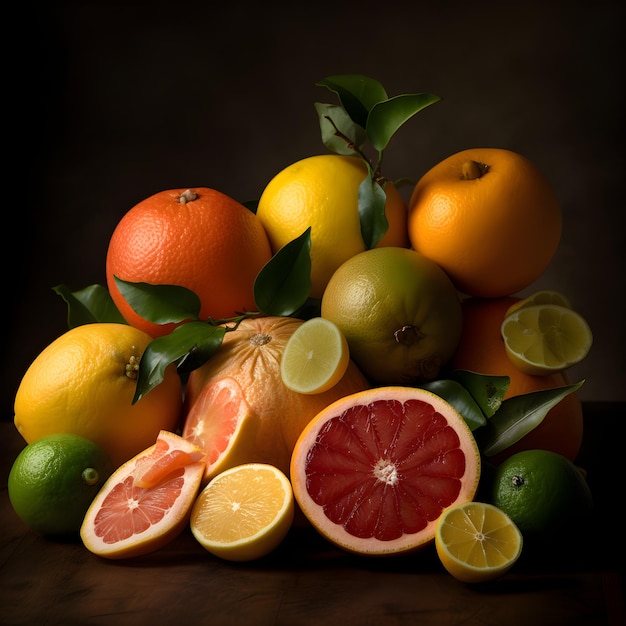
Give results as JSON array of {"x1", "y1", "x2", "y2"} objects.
[
  {"x1": 80, "y1": 430, "x2": 206, "y2": 559},
  {"x1": 290, "y1": 386, "x2": 481, "y2": 556}
]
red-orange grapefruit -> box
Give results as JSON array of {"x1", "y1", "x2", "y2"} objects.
[
  {"x1": 80, "y1": 430, "x2": 205, "y2": 559},
  {"x1": 290, "y1": 386, "x2": 481, "y2": 556}
]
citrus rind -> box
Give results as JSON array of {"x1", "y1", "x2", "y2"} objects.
[
  {"x1": 435, "y1": 501, "x2": 523, "y2": 584},
  {"x1": 280, "y1": 317, "x2": 350, "y2": 394},
  {"x1": 290, "y1": 386, "x2": 481, "y2": 556},
  {"x1": 190, "y1": 463, "x2": 295, "y2": 562},
  {"x1": 80, "y1": 430, "x2": 206, "y2": 559},
  {"x1": 501, "y1": 304, "x2": 592, "y2": 375},
  {"x1": 505, "y1": 290, "x2": 572, "y2": 317}
]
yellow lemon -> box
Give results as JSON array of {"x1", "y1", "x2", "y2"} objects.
[
  {"x1": 14, "y1": 323, "x2": 183, "y2": 468},
  {"x1": 435, "y1": 501, "x2": 523, "y2": 584},
  {"x1": 256, "y1": 154, "x2": 409, "y2": 299}
]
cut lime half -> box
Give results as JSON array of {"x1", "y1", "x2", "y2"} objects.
[{"x1": 501, "y1": 304, "x2": 592, "y2": 375}]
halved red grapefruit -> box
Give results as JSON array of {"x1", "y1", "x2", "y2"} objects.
[
  {"x1": 290, "y1": 386, "x2": 481, "y2": 556},
  {"x1": 80, "y1": 430, "x2": 205, "y2": 559}
]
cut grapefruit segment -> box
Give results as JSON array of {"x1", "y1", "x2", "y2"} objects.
[
  {"x1": 190, "y1": 463, "x2": 294, "y2": 561},
  {"x1": 80, "y1": 430, "x2": 205, "y2": 559},
  {"x1": 182, "y1": 377, "x2": 260, "y2": 483},
  {"x1": 290, "y1": 386, "x2": 481, "y2": 556}
]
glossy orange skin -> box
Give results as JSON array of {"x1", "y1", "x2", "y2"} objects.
[
  {"x1": 447, "y1": 297, "x2": 584, "y2": 464},
  {"x1": 408, "y1": 148, "x2": 562, "y2": 298},
  {"x1": 106, "y1": 187, "x2": 273, "y2": 337}
]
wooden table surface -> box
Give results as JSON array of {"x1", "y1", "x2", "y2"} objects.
[{"x1": 1, "y1": 403, "x2": 624, "y2": 626}]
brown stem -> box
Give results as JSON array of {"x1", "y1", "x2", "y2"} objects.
[
  {"x1": 393, "y1": 325, "x2": 423, "y2": 346},
  {"x1": 323, "y1": 115, "x2": 386, "y2": 184},
  {"x1": 178, "y1": 189, "x2": 199, "y2": 204},
  {"x1": 461, "y1": 160, "x2": 490, "y2": 180}
]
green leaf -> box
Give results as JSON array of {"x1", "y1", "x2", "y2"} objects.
[
  {"x1": 451, "y1": 370, "x2": 510, "y2": 418},
  {"x1": 358, "y1": 174, "x2": 388, "y2": 249},
  {"x1": 314, "y1": 102, "x2": 366, "y2": 156},
  {"x1": 290, "y1": 297, "x2": 322, "y2": 321},
  {"x1": 254, "y1": 228, "x2": 312, "y2": 316},
  {"x1": 134, "y1": 321, "x2": 225, "y2": 403},
  {"x1": 367, "y1": 93, "x2": 441, "y2": 151},
  {"x1": 476, "y1": 380, "x2": 585, "y2": 457},
  {"x1": 114, "y1": 277, "x2": 201, "y2": 324},
  {"x1": 53, "y1": 283, "x2": 126, "y2": 328},
  {"x1": 316, "y1": 74, "x2": 388, "y2": 129},
  {"x1": 419, "y1": 379, "x2": 487, "y2": 432}
]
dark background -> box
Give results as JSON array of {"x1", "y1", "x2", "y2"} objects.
[{"x1": 5, "y1": 0, "x2": 624, "y2": 421}]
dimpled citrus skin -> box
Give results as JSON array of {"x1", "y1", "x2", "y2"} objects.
[
  {"x1": 8, "y1": 433, "x2": 114, "y2": 536},
  {"x1": 490, "y1": 449, "x2": 593, "y2": 535},
  {"x1": 14, "y1": 323, "x2": 182, "y2": 468},
  {"x1": 106, "y1": 187, "x2": 273, "y2": 337},
  {"x1": 321, "y1": 247, "x2": 463, "y2": 385},
  {"x1": 256, "y1": 155, "x2": 410, "y2": 299},
  {"x1": 182, "y1": 316, "x2": 370, "y2": 479},
  {"x1": 408, "y1": 148, "x2": 562, "y2": 298}
]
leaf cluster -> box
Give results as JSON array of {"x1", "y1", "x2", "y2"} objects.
[
  {"x1": 419, "y1": 372, "x2": 584, "y2": 458},
  {"x1": 51, "y1": 73, "x2": 584, "y2": 458},
  {"x1": 315, "y1": 75, "x2": 440, "y2": 249}
]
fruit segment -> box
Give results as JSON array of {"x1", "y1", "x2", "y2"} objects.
[
  {"x1": 280, "y1": 317, "x2": 350, "y2": 394},
  {"x1": 501, "y1": 304, "x2": 593, "y2": 375},
  {"x1": 291, "y1": 387, "x2": 480, "y2": 556},
  {"x1": 435, "y1": 502, "x2": 523, "y2": 583},
  {"x1": 80, "y1": 431, "x2": 206, "y2": 559},
  {"x1": 190, "y1": 463, "x2": 295, "y2": 561}
]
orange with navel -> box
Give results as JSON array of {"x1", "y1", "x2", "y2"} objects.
[
  {"x1": 408, "y1": 148, "x2": 562, "y2": 298},
  {"x1": 106, "y1": 187, "x2": 273, "y2": 337},
  {"x1": 447, "y1": 297, "x2": 583, "y2": 464}
]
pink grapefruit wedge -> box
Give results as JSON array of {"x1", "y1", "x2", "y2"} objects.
[
  {"x1": 80, "y1": 430, "x2": 205, "y2": 559},
  {"x1": 290, "y1": 386, "x2": 481, "y2": 556}
]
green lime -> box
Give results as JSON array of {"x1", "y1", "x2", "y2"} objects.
[
  {"x1": 8, "y1": 433, "x2": 114, "y2": 536},
  {"x1": 490, "y1": 449, "x2": 593, "y2": 535}
]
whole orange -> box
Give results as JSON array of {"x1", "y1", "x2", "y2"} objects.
[
  {"x1": 446, "y1": 297, "x2": 584, "y2": 464},
  {"x1": 106, "y1": 188, "x2": 273, "y2": 337},
  {"x1": 408, "y1": 148, "x2": 562, "y2": 297},
  {"x1": 181, "y1": 316, "x2": 371, "y2": 481}
]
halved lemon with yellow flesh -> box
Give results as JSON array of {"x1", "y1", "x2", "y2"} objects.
[{"x1": 435, "y1": 501, "x2": 523, "y2": 584}]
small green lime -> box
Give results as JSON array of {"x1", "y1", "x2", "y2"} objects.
[
  {"x1": 8, "y1": 433, "x2": 114, "y2": 536},
  {"x1": 490, "y1": 449, "x2": 593, "y2": 535}
]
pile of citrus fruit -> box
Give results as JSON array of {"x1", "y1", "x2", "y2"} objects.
[{"x1": 7, "y1": 74, "x2": 595, "y2": 584}]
